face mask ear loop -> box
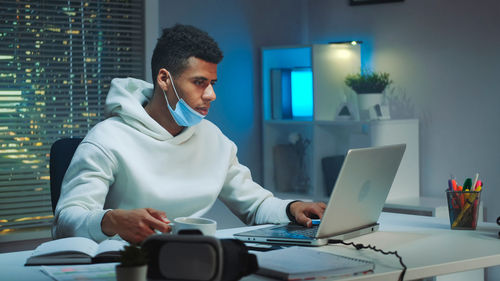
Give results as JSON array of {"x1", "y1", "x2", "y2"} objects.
[
  {"x1": 161, "y1": 88, "x2": 172, "y2": 108},
  {"x1": 167, "y1": 72, "x2": 182, "y2": 101}
]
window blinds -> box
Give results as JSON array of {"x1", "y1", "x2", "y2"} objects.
[{"x1": 0, "y1": 0, "x2": 144, "y2": 235}]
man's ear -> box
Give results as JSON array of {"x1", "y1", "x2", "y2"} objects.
[{"x1": 156, "y1": 68, "x2": 170, "y2": 91}]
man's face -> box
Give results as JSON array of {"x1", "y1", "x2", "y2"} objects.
[{"x1": 168, "y1": 57, "x2": 217, "y2": 116}]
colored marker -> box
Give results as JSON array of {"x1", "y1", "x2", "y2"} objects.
[
  {"x1": 463, "y1": 178, "x2": 472, "y2": 191},
  {"x1": 475, "y1": 180, "x2": 482, "y2": 189}
]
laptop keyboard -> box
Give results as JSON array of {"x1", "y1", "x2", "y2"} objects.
[
  {"x1": 289, "y1": 226, "x2": 318, "y2": 237},
  {"x1": 270, "y1": 224, "x2": 319, "y2": 238}
]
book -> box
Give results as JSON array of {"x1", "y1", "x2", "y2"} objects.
[
  {"x1": 271, "y1": 68, "x2": 292, "y2": 119},
  {"x1": 25, "y1": 237, "x2": 127, "y2": 266},
  {"x1": 253, "y1": 246, "x2": 374, "y2": 281}
]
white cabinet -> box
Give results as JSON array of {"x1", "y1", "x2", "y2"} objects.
[
  {"x1": 261, "y1": 45, "x2": 419, "y2": 202},
  {"x1": 369, "y1": 119, "x2": 419, "y2": 200}
]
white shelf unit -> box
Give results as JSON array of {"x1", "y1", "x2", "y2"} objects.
[{"x1": 261, "y1": 45, "x2": 420, "y2": 202}]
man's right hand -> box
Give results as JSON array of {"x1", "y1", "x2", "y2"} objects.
[{"x1": 101, "y1": 208, "x2": 171, "y2": 243}]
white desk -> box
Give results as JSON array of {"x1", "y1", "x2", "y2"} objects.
[
  {"x1": 220, "y1": 213, "x2": 500, "y2": 281},
  {"x1": 1, "y1": 213, "x2": 499, "y2": 281}
]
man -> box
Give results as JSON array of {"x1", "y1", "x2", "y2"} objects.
[{"x1": 53, "y1": 24, "x2": 325, "y2": 244}]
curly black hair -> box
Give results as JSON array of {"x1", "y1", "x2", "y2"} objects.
[{"x1": 150, "y1": 24, "x2": 223, "y2": 84}]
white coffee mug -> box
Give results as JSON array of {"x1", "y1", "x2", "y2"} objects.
[{"x1": 170, "y1": 217, "x2": 217, "y2": 236}]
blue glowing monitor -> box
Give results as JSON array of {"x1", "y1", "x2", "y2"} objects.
[{"x1": 291, "y1": 68, "x2": 313, "y2": 119}]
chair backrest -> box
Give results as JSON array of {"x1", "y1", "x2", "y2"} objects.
[{"x1": 49, "y1": 138, "x2": 84, "y2": 214}]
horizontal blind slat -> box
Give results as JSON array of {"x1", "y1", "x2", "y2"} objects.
[
  {"x1": 0, "y1": 194, "x2": 51, "y2": 204},
  {"x1": 0, "y1": 211, "x2": 53, "y2": 221},
  {"x1": 0, "y1": 206, "x2": 52, "y2": 216},
  {"x1": 0, "y1": 219, "x2": 53, "y2": 230},
  {"x1": 0, "y1": 186, "x2": 50, "y2": 193},
  {"x1": 1, "y1": 200, "x2": 51, "y2": 210}
]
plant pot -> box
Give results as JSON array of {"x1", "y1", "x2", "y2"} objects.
[
  {"x1": 357, "y1": 93, "x2": 383, "y2": 120},
  {"x1": 116, "y1": 264, "x2": 148, "y2": 281}
]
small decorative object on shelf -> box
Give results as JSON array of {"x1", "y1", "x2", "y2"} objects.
[
  {"x1": 344, "y1": 70, "x2": 392, "y2": 120},
  {"x1": 116, "y1": 244, "x2": 148, "y2": 281},
  {"x1": 335, "y1": 102, "x2": 354, "y2": 121},
  {"x1": 289, "y1": 132, "x2": 311, "y2": 193}
]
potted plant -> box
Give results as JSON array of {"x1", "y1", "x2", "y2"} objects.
[
  {"x1": 115, "y1": 244, "x2": 148, "y2": 281},
  {"x1": 344, "y1": 70, "x2": 392, "y2": 120}
]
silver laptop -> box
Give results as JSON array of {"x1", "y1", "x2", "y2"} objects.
[{"x1": 234, "y1": 144, "x2": 406, "y2": 246}]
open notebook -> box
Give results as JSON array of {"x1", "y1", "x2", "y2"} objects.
[{"x1": 234, "y1": 144, "x2": 406, "y2": 246}]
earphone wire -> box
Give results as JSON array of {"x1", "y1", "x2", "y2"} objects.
[{"x1": 328, "y1": 239, "x2": 407, "y2": 281}]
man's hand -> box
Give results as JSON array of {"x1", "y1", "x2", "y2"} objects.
[
  {"x1": 289, "y1": 201, "x2": 326, "y2": 227},
  {"x1": 101, "y1": 208, "x2": 171, "y2": 243}
]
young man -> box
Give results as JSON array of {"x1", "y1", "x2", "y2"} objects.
[{"x1": 53, "y1": 24, "x2": 325, "y2": 243}]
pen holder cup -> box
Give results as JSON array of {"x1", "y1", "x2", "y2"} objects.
[{"x1": 446, "y1": 190, "x2": 481, "y2": 230}]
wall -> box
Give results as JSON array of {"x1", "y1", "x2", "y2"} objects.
[
  {"x1": 157, "y1": 0, "x2": 305, "y2": 228},
  {"x1": 306, "y1": 0, "x2": 500, "y2": 222},
  {"x1": 154, "y1": 1, "x2": 500, "y2": 278},
  {"x1": 145, "y1": 0, "x2": 160, "y2": 84},
  {"x1": 306, "y1": 0, "x2": 500, "y2": 279},
  {"x1": 157, "y1": 0, "x2": 500, "y2": 223},
  {"x1": 158, "y1": 0, "x2": 304, "y2": 179}
]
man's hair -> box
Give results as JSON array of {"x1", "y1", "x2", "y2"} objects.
[{"x1": 151, "y1": 24, "x2": 223, "y2": 84}]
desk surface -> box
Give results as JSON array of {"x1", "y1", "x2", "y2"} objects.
[
  {"x1": 221, "y1": 212, "x2": 500, "y2": 281},
  {"x1": 2, "y1": 212, "x2": 500, "y2": 281}
]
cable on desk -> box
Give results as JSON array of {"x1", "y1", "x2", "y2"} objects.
[{"x1": 328, "y1": 239, "x2": 407, "y2": 281}]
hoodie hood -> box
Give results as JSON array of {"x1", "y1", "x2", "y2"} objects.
[{"x1": 105, "y1": 77, "x2": 195, "y2": 142}]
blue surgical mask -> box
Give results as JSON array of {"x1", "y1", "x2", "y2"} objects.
[{"x1": 162, "y1": 73, "x2": 205, "y2": 127}]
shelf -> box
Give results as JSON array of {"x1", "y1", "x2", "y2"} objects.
[
  {"x1": 265, "y1": 118, "x2": 418, "y2": 127},
  {"x1": 264, "y1": 120, "x2": 315, "y2": 125},
  {"x1": 261, "y1": 45, "x2": 420, "y2": 203}
]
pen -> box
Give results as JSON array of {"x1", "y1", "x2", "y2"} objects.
[{"x1": 472, "y1": 174, "x2": 479, "y2": 191}]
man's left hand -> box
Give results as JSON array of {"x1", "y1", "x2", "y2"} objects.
[{"x1": 289, "y1": 201, "x2": 327, "y2": 227}]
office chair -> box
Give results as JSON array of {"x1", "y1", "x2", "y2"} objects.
[{"x1": 49, "y1": 137, "x2": 84, "y2": 214}]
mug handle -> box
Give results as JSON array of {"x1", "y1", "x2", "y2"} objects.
[
  {"x1": 154, "y1": 222, "x2": 175, "y2": 234},
  {"x1": 166, "y1": 222, "x2": 203, "y2": 235}
]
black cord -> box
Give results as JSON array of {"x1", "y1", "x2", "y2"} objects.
[
  {"x1": 497, "y1": 216, "x2": 500, "y2": 238},
  {"x1": 329, "y1": 239, "x2": 407, "y2": 281}
]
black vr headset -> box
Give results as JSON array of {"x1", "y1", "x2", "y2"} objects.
[{"x1": 142, "y1": 232, "x2": 258, "y2": 281}]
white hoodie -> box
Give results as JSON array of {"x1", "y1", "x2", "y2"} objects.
[{"x1": 53, "y1": 77, "x2": 291, "y2": 242}]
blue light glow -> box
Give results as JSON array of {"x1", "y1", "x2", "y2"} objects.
[{"x1": 291, "y1": 68, "x2": 313, "y2": 119}]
